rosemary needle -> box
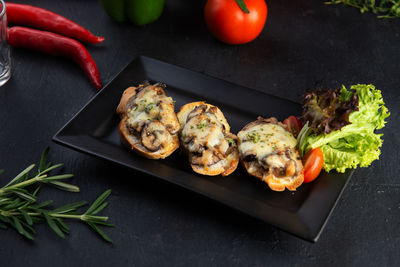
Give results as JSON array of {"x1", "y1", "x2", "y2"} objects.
[{"x1": 0, "y1": 147, "x2": 113, "y2": 243}]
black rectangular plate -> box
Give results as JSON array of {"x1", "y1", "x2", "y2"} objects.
[{"x1": 53, "y1": 56, "x2": 353, "y2": 242}]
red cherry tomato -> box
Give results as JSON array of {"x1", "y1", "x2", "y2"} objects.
[
  {"x1": 303, "y1": 148, "x2": 324, "y2": 183},
  {"x1": 204, "y1": 0, "x2": 268, "y2": 45},
  {"x1": 283, "y1": 115, "x2": 302, "y2": 137}
]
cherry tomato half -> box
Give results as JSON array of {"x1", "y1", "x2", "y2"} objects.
[
  {"x1": 283, "y1": 115, "x2": 302, "y2": 137},
  {"x1": 302, "y1": 148, "x2": 324, "y2": 183},
  {"x1": 204, "y1": 0, "x2": 268, "y2": 45}
]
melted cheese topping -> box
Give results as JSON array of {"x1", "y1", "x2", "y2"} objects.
[
  {"x1": 182, "y1": 113, "x2": 226, "y2": 153},
  {"x1": 238, "y1": 123, "x2": 297, "y2": 159},
  {"x1": 126, "y1": 88, "x2": 174, "y2": 129}
]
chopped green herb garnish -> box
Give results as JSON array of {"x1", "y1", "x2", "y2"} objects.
[
  {"x1": 227, "y1": 138, "x2": 235, "y2": 146},
  {"x1": 197, "y1": 121, "x2": 209, "y2": 129},
  {"x1": 246, "y1": 132, "x2": 261, "y2": 143},
  {"x1": 145, "y1": 103, "x2": 155, "y2": 112}
]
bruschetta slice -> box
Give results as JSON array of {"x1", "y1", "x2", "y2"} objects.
[
  {"x1": 116, "y1": 82, "x2": 180, "y2": 159},
  {"x1": 237, "y1": 117, "x2": 304, "y2": 191},
  {"x1": 177, "y1": 102, "x2": 239, "y2": 176}
]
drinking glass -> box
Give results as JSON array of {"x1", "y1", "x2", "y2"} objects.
[{"x1": 0, "y1": 0, "x2": 10, "y2": 86}]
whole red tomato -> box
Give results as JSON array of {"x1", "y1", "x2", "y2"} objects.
[{"x1": 204, "y1": 0, "x2": 268, "y2": 45}]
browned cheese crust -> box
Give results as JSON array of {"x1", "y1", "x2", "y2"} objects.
[
  {"x1": 116, "y1": 82, "x2": 180, "y2": 159},
  {"x1": 238, "y1": 117, "x2": 304, "y2": 191},
  {"x1": 177, "y1": 102, "x2": 239, "y2": 176}
]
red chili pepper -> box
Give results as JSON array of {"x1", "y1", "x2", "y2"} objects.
[
  {"x1": 6, "y1": 3, "x2": 104, "y2": 44},
  {"x1": 8, "y1": 26, "x2": 102, "y2": 90}
]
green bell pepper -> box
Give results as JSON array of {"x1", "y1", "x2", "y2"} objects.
[{"x1": 99, "y1": 0, "x2": 165, "y2": 26}]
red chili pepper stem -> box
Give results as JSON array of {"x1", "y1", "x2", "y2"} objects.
[{"x1": 7, "y1": 26, "x2": 102, "y2": 90}]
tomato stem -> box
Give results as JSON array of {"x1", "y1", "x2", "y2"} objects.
[{"x1": 235, "y1": 0, "x2": 250, "y2": 14}]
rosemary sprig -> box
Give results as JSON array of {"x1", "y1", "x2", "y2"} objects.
[
  {"x1": 0, "y1": 148, "x2": 113, "y2": 243},
  {"x1": 325, "y1": 0, "x2": 400, "y2": 18}
]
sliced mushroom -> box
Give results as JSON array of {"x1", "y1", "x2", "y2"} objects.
[
  {"x1": 242, "y1": 151, "x2": 257, "y2": 162},
  {"x1": 247, "y1": 161, "x2": 264, "y2": 176},
  {"x1": 190, "y1": 149, "x2": 222, "y2": 166},
  {"x1": 126, "y1": 119, "x2": 146, "y2": 134},
  {"x1": 181, "y1": 134, "x2": 194, "y2": 144},
  {"x1": 189, "y1": 143, "x2": 204, "y2": 154},
  {"x1": 126, "y1": 123, "x2": 137, "y2": 135},
  {"x1": 213, "y1": 149, "x2": 226, "y2": 161},
  {"x1": 260, "y1": 151, "x2": 298, "y2": 178},
  {"x1": 141, "y1": 121, "x2": 168, "y2": 152},
  {"x1": 206, "y1": 106, "x2": 218, "y2": 115},
  {"x1": 186, "y1": 105, "x2": 208, "y2": 123},
  {"x1": 261, "y1": 152, "x2": 287, "y2": 169}
]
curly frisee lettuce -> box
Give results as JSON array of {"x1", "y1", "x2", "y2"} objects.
[{"x1": 298, "y1": 84, "x2": 390, "y2": 173}]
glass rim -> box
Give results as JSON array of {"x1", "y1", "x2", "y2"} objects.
[{"x1": 0, "y1": 0, "x2": 5, "y2": 18}]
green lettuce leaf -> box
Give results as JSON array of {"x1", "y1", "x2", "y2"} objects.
[{"x1": 298, "y1": 84, "x2": 390, "y2": 173}]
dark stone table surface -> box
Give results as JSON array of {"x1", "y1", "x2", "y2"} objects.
[{"x1": 0, "y1": 0, "x2": 399, "y2": 266}]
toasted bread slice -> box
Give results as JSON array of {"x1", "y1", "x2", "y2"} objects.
[
  {"x1": 237, "y1": 117, "x2": 304, "y2": 191},
  {"x1": 177, "y1": 102, "x2": 239, "y2": 176},
  {"x1": 116, "y1": 83, "x2": 180, "y2": 159}
]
